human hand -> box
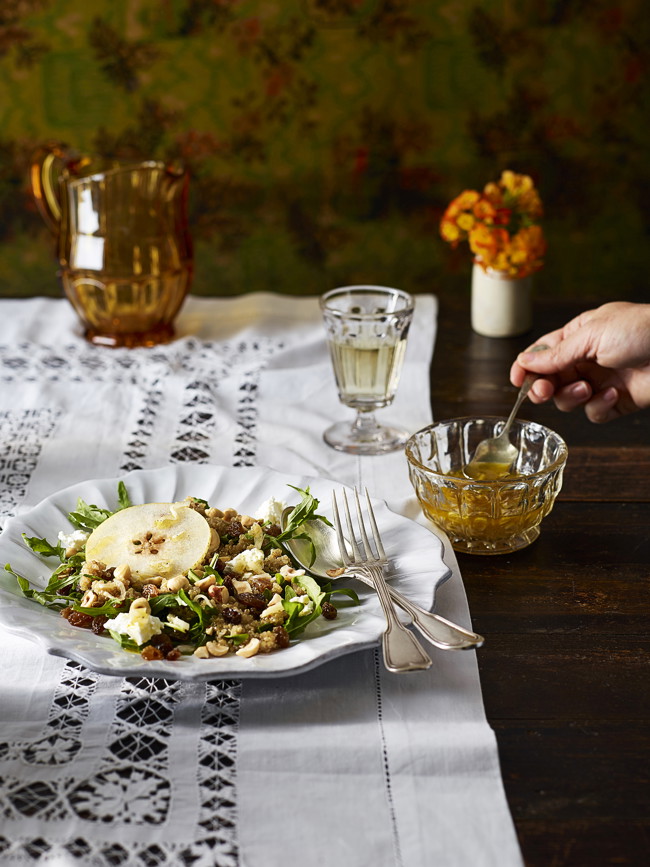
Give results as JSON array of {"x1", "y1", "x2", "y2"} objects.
[{"x1": 510, "y1": 302, "x2": 650, "y2": 423}]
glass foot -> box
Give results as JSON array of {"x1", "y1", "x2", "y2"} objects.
[
  {"x1": 448, "y1": 526, "x2": 541, "y2": 555},
  {"x1": 84, "y1": 322, "x2": 175, "y2": 348},
  {"x1": 323, "y1": 419, "x2": 410, "y2": 455}
]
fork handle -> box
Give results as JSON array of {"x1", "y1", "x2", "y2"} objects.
[
  {"x1": 348, "y1": 567, "x2": 483, "y2": 650},
  {"x1": 362, "y1": 565, "x2": 432, "y2": 672}
]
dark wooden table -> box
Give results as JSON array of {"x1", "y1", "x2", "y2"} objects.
[{"x1": 430, "y1": 291, "x2": 650, "y2": 867}]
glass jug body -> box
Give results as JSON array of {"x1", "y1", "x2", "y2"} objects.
[{"x1": 32, "y1": 147, "x2": 193, "y2": 348}]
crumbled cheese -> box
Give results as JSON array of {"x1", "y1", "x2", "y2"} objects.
[
  {"x1": 256, "y1": 496, "x2": 287, "y2": 525},
  {"x1": 295, "y1": 595, "x2": 314, "y2": 617},
  {"x1": 260, "y1": 593, "x2": 285, "y2": 621},
  {"x1": 57, "y1": 529, "x2": 89, "y2": 554},
  {"x1": 232, "y1": 578, "x2": 252, "y2": 595},
  {"x1": 229, "y1": 547, "x2": 265, "y2": 575},
  {"x1": 279, "y1": 564, "x2": 305, "y2": 579},
  {"x1": 105, "y1": 608, "x2": 163, "y2": 646},
  {"x1": 166, "y1": 614, "x2": 190, "y2": 633},
  {"x1": 250, "y1": 522, "x2": 264, "y2": 549}
]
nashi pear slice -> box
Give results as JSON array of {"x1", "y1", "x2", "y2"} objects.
[{"x1": 85, "y1": 502, "x2": 211, "y2": 580}]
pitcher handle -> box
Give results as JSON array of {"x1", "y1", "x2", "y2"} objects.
[{"x1": 30, "y1": 143, "x2": 71, "y2": 235}]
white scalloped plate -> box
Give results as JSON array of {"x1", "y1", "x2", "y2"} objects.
[{"x1": 0, "y1": 465, "x2": 450, "y2": 680}]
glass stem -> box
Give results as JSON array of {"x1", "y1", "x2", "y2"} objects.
[{"x1": 352, "y1": 411, "x2": 381, "y2": 438}]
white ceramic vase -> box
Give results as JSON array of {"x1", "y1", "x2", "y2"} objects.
[{"x1": 470, "y1": 262, "x2": 533, "y2": 338}]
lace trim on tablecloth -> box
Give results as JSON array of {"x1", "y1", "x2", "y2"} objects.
[
  {"x1": 0, "y1": 409, "x2": 60, "y2": 529},
  {"x1": 0, "y1": 336, "x2": 285, "y2": 865}
]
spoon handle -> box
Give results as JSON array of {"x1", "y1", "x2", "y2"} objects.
[
  {"x1": 392, "y1": 591, "x2": 484, "y2": 650},
  {"x1": 348, "y1": 568, "x2": 483, "y2": 650},
  {"x1": 501, "y1": 343, "x2": 550, "y2": 437},
  {"x1": 501, "y1": 377, "x2": 533, "y2": 437}
]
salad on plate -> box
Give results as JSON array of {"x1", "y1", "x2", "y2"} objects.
[{"x1": 5, "y1": 483, "x2": 358, "y2": 663}]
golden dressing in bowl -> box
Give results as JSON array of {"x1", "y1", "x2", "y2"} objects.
[
  {"x1": 406, "y1": 418, "x2": 568, "y2": 555},
  {"x1": 462, "y1": 460, "x2": 514, "y2": 481}
]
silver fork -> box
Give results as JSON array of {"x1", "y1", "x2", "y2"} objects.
[{"x1": 332, "y1": 488, "x2": 432, "y2": 673}]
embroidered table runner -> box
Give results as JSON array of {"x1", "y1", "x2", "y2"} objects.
[{"x1": 0, "y1": 295, "x2": 523, "y2": 866}]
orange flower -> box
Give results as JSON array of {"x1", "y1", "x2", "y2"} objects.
[
  {"x1": 453, "y1": 190, "x2": 481, "y2": 212},
  {"x1": 500, "y1": 170, "x2": 532, "y2": 195},
  {"x1": 440, "y1": 171, "x2": 545, "y2": 279},
  {"x1": 472, "y1": 198, "x2": 497, "y2": 224},
  {"x1": 492, "y1": 206, "x2": 512, "y2": 226},
  {"x1": 482, "y1": 182, "x2": 503, "y2": 206},
  {"x1": 440, "y1": 218, "x2": 461, "y2": 245},
  {"x1": 457, "y1": 212, "x2": 475, "y2": 232},
  {"x1": 518, "y1": 188, "x2": 543, "y2": 220},
  {"x1": 469, "y1": 224, "x2": 508, "y2": 261}
]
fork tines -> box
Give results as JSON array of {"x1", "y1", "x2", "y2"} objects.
[{"x1": 332, "y1": 487, "x2": 387, "y2": 568}]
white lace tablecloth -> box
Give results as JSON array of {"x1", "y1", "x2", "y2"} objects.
[{"x1": 0, "y1": 294, "x2": 523, "y2": 867}]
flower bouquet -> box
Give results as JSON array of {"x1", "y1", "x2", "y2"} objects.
[
  {"x1": 440, "y1": 170, "x2": 546, "y2": 279},
  {"x1": 440, "y1": 171, "x2": 546, "y2": 336}
]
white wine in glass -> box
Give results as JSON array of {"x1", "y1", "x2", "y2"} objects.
[
  {"x1": 320, "y1": 285, "x2": 414, "y2": 454},
  {"x1": 329, "y1": 337, "x2": 408, "y2": 408}
]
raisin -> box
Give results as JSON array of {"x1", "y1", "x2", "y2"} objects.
[
  {"x1": 321, "y1": 601, "x2": 338, "y2": 620},
  {"x1": 273, "y1": 626, "x2": 290, "y2": 648},
  {"x1": 91, "y1": 616, "x2": 107, "y2": 635},
  {"x1": 265, "y1": 524, "x2": 281, "y2": 537},
  {"x1": 222, "y1": 607, "x2": 242, "y2": 624},
  {"x1": 151, "y1": 633, "x2": 174, "y2": 650},
  {"x1": 148, "y1": 634, "x2": 181, "y2": 660},
  {"x1": 226, "y1": 520, "x2": 245, "y2": 537},
  {"x1": 71, "y1": 612, "x2": 95, "y2": 629},
  {"x1": 62, "y1": 608, "x2": 94, "y2": 629},
  {"x1": 249, "y1": 576, "x2": 273, "y2": 594},
  {"x1": 141, "y1": 645, "x2": 164, "y2": 660},
  {"x1": 214, "y1": 558, "x2": 226, "y2": 575},
  {"x1": 237, "y1": 592, "x2": 266, "y2": 611}
]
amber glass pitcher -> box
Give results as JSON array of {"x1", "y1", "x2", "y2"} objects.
[{"x1": 31, "y1": 144, "x2": 193, "y2": 348}]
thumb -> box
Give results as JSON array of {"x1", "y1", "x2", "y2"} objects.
[{"x1": 517, "y1": 331, "x2": 594, "y2": 375}]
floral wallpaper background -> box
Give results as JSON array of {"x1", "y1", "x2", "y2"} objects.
[{"x1": 0, "y1": 0, "x2": 648, "y2": 301}]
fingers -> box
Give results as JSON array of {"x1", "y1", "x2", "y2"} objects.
[
  {"x1": 583, "y1": 387, "x2": 620, "y2": 424},
  {"x1": 510, "y1": 354, "x2": 558, "y2": 404},
  {"x1": 511, "y1": 324, "x2": 597, "y2": 406},
  {"x1": 552, "y1": 380, "x2": 592, "y2": 412},
  {"x1": 530, "y1": 380, "x2": 619, "y2": 421},
  {"x1": 552, "y1": 382, "x2": 619, "y2": 422},
  {"x1": 509, "y1": 330, "x2": 563, "y2": 388},
  {"x1": 509, "y1": 359, "x2": 528, "y2": 388},
  {"x1": 527, "y1": 377, "x2": 555, "y2": 403},
  {"x1": 527, "y1": 377, "x2": 593, "y2": 408},
  {"x1": 517, "y1": 331, "x2": 594, "y2": 376}
]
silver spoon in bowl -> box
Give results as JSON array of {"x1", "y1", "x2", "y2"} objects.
[
  {"x1": 465, "y1": 344, "x2": 549, "y2": 478},
  {"x1": 280, "y1": 508, "x2": 483, "y2": 651}
]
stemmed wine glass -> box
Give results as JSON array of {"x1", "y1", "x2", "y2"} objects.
[{"x1": 320, "y1": 285, "x2": 414, "y2": 455}]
